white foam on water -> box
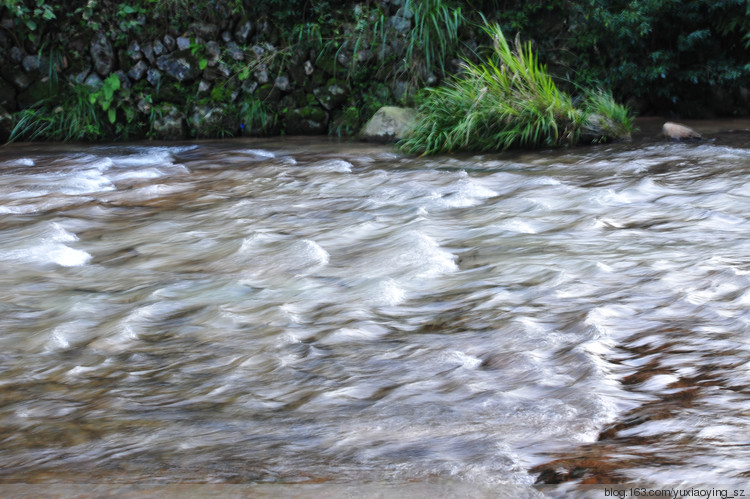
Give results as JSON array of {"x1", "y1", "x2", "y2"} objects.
[
  {"x1": 309, "y1": 159, "x2": 353, "y2": 172},
  {"x1": 2, "y1": 222, "x2": 91, "y2": 267},
  {"x1": 371, "y1": 278, "x2": 406, "y2": 306},
  {"x1": 294, "y1": 239, "x2": 330, "y2": 267},
  {"x1": 6, "y1": 158, "x2": 35, "y2": 167},
  {"x1": 443, "y1": 350, "x2": 482, "y2": 369},
  {"x1": 240, "y1": 149, "x2": 276, "y2": 159},
  {"x1": 57, "y1": 167, "x2": 116, "y2": 194},
  {"x1": 406, "y1": 231, "x2": 458, "y2": 278},
  {"x1": 438, "y1": 178, "x2": 498, "y2": 208},
  {"x1": 496, "y1": 218, "x2": 538, "y2": 234}
]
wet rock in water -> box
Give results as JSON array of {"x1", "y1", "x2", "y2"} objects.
[
  {"x1": 152, "y1": 103, "x2": 186, "y2": 139},
  {"x1": 90, "y1": 32, "x2": 115, "y2": 76},
  {"x1": 662, "y1": 122, "x2": 702, "y2": 141},
  {"x1": 360, "y1": 106, "x2": 417, "y2": 143}
]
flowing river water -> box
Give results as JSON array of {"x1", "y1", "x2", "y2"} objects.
[{"x1": 0, "y1": 119, "x2": 749, "y2": 498}]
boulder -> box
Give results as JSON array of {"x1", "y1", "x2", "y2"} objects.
[
  {"x1": 662, "y1": 122, "x2": 702, "y2": 141},
  {"x1": 90, "y1": 32, "x2": 115, "y2": 76},
  {"x1": 360, "y1": 106, "x2": 417, "y2": 142}
]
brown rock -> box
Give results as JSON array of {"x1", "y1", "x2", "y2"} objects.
[{"x1": 662, "y1": 122, "x2": 702, "y2": 141}]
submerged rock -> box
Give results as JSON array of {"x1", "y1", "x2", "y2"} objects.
[
  {"x1": 360, "y1": 106, "x2": 417, "y2": 142},
  {"x1": 662, "y1": 122, "x2": 702, "y2": 141}
]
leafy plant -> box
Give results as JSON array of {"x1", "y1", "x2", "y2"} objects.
[
  {"x1": 399, "y1": 22, "x2": 632, "y2": 155},
  {"x1": 88, "y1": 74, "x2": 121, "y2": 124}
]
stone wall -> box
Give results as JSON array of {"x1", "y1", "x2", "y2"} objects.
[{"x1": 0, "y1": 1, "x2": 429, "y2": 141}]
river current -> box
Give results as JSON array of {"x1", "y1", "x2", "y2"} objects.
[{"x1": 0, "y1": 119, "x2": 748, "y2": 497}]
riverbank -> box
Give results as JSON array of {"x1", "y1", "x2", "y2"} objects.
[{"x1": 2, "y1": 1, "x2": 750, "y2": 145}]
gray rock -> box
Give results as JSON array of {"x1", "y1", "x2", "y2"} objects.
[
  {"x1": 275, "y1": 75, "x2": 290, "y2": 92},
  {"x1": 388, "y1": 15, "x2": 411, "y2": 33},
  {"x1": 198, "y1": 79, "x2": 211, "y2": 93},
  {"x1": 190, "y1": 22, "x2": 219, "y2": 39},
  {"x1": 163, "y1": 34, "x2": 176, "y2": 51},
  {"x1": 90, "y1": 32, "x2": 115, "y2": 76},
  {"x1": 156, "y1": 50, "x2": 201, "y2": 82},
  {"x1": 10, "y1": 46, "x2": 22, "y2": 64},
  {"x1": 21, "y1": 54, "x2": 40, "y2": 73},
  {"x1": 235, "y1": 20, "x2": 253, "y2": 43},
  {"x1": 141, "y1": 41, "x2": 155, "y2": 65},
  {"x1": 304, "y1": 60, "x2": 314, "y2": 75},
  {"x1": 152, "y1": 103, "x2": 185, "y2": 139},
  {"x1": 113, "y1": 70, "x2": 131, "y2": 90},
  {"x1": 146, "y1": 68, "x2": 161, "y2": 86},
  {"x1": 226, "y1": 42, "x2": 244, "y2": 61},
  {"x1": 662, "y1": 122, "x2": 702, "y2": 141},
  {"x1": 70, "y1": 68, "x2": 90, "y2": 85},
  {"x1": 205, "y1": 41, "x2": 220, "y2": 67},
  {"x1": 360, "y1": 106, "x2": 417, "y2": 142},
  {"x1": 314, "y1": 79, "x2": 349, "y2": 111},
  {"x1": 254, "y1": 65, "x2": 269, "y2": 84},
  {"x1": 251, "y1": 44, "x2": 266, "y2": 58},
  {"x1": 153, "y1": 39, "x2": 166, "y2": 57},
  {"x1": 221, "y1": 31, "x2": 232, "y2": 43},
  {"x1": 84, "y1": 73, "x2": 103, "y2": 89},
  {"x1": 127, "y1": 40, "x2": 142, "y2": 61},
  {"x1": 217, "y1": 62, "x2": 231, "y2": 78},
  {"x1": 176, "y1": 36, "x2": 191, "y2": 51},
  {"x1": 127, "y1": 60, "x2": 149, "y2": 81},
  {"x1": 242, "y1": 79, "x2": 258, "y2": 94}
]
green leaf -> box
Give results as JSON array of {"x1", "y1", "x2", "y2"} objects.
[
  {"x1": 25, "y1": 19, "x2": 37, "y2": 30},
  {"x1": 199, "y1": 58, "x2": 208, "y2": 71},
  {"x1": 108, "y1": 108, "x2": 116, "y2": 123}
]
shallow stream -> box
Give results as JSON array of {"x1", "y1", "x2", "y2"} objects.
[{"x1": 0, "y1": 119, "x2": 749, "y2": 497}]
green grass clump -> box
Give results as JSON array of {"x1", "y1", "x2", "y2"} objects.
[{"x1": 399, "y1": 22, "x2": 633, "y2": 155}]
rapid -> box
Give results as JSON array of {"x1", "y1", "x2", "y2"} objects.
[{"x1": 0, "y1": 119, "x2": 748, "y2": 497}]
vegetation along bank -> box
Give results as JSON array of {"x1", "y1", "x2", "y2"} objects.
[{"x1": 1, "y1": 0, "x2": 749, "y2": 149}]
